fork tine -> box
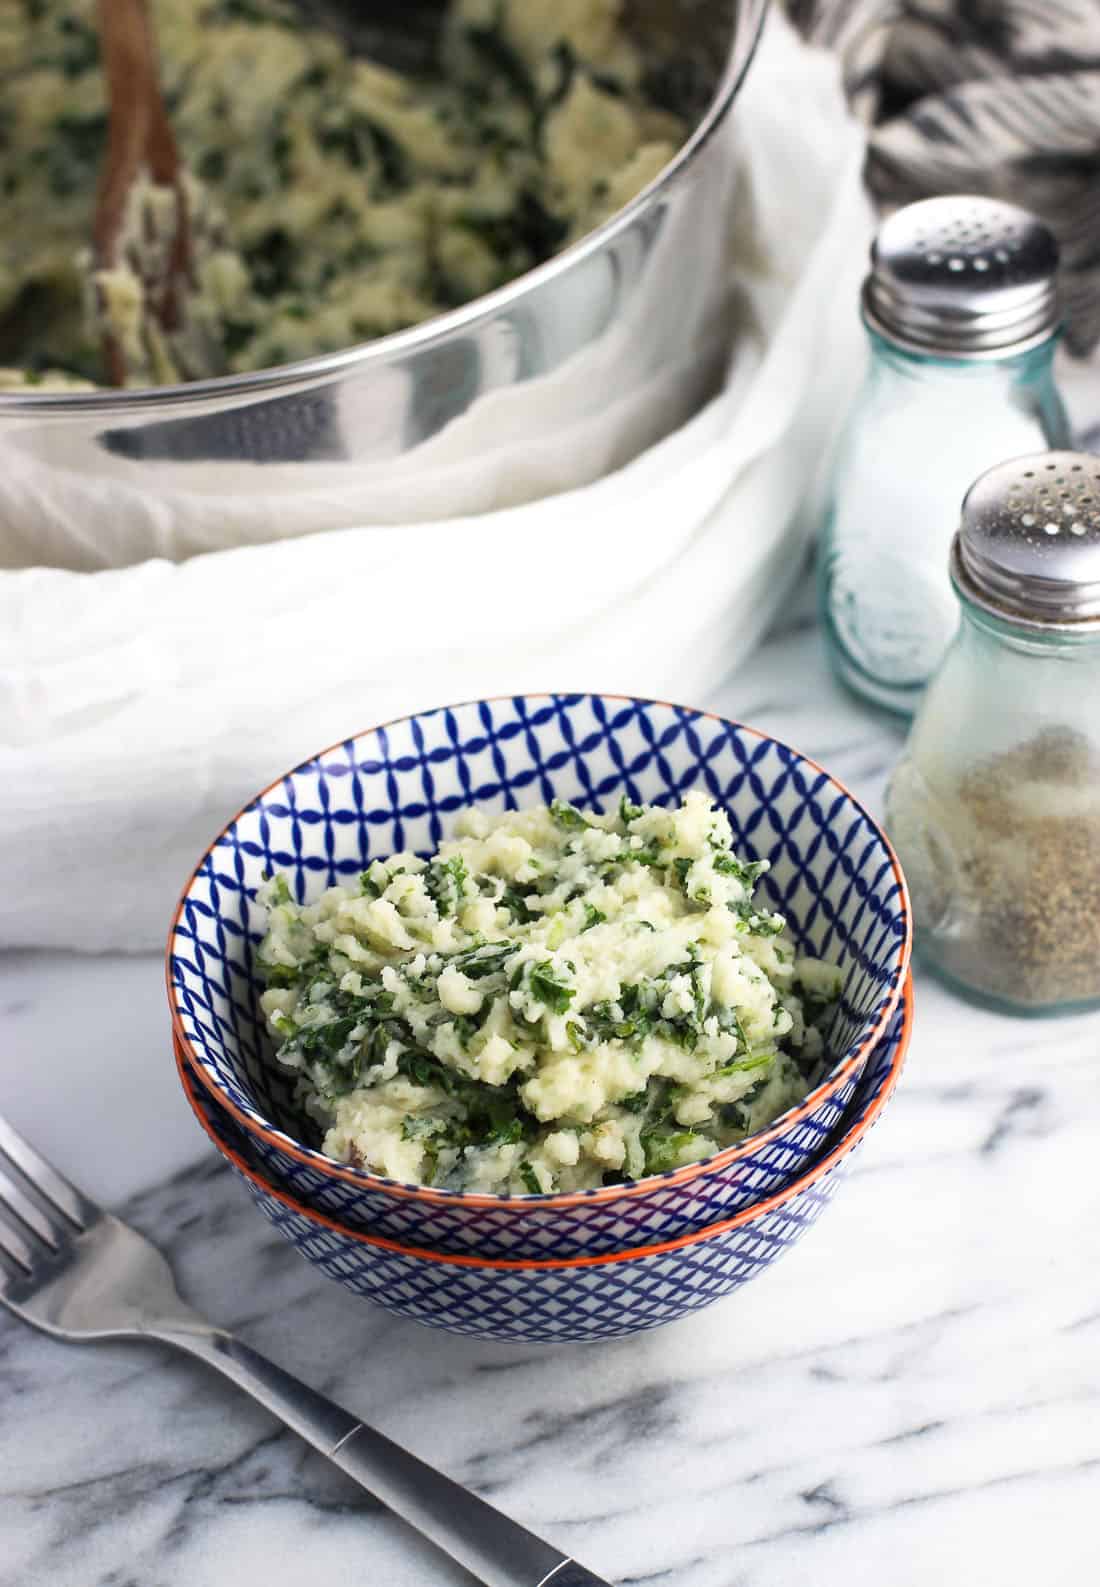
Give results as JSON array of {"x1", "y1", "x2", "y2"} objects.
[
  {"x1": 0, "y1": 1115, "x2": 89, "y2": 1229},
  {"x1": 0, "y1": 1210, "x2": 35, "y2": 1274},
  {"x1": 0, "y1": 1164, "x2": 62, "y2": 1250}
]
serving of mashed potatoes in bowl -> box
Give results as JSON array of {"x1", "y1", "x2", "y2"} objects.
[{"x1": 168, "y1": 694, "x2": 912, "y2": 1260}]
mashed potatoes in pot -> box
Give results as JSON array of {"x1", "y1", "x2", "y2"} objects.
[
  {"x1": 257, "y1": 794, "x2": 843, "y2": 1195},
  {"x1": 1, "y1": 0, "x2": 685, "y2": 386}
]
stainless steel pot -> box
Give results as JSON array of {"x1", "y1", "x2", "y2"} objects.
[{"x1": 0, "y1": 0, "x2": 768, "y2": 570}]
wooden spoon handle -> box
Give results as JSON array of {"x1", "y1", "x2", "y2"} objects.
[{"x1": 94, "y1": 0, "x2": 181, "y2": 263}]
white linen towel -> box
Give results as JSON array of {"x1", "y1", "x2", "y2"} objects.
[{"x1": 0, "y1": 11, "x2": 872, "y2": 950}]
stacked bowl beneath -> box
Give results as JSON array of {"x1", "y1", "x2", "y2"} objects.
[{"x1": 176, "y1": 981, "x2": 910, "y2": 1342}]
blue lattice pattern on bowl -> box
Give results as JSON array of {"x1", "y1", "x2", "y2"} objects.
[
  {"x1": 177, "y1": 980, "x2": 911, "y2": 1343},
  {"x1": 168, "y1": 695, "x2": 911, "y2": 1259}
]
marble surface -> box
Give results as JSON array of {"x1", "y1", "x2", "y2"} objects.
[{"x1": 3, "y1": 581, "x2": 1100, "y2": 1587}]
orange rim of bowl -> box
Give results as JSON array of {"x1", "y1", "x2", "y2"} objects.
[
  {"x1": 173, "y1": 973, "x2": 912, "y2": 1271},
  {"x1": 167, "y1": 693, "x2": 913, "y2": 1212}
]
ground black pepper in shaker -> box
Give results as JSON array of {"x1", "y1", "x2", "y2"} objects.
[{"x1": 886, "y1": 451, "x2": 1100, "y2": 1014}]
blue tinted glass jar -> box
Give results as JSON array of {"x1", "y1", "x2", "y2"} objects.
[
  {"x1": 886, "y1": 452, "x2": 1100, "y2": 1015},
  {"x1": 820, "y1": 196, "x2": 1071, "y2": 716}
]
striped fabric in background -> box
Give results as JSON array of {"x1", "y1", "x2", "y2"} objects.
[{"x1": 787, "y1": 0, "x2": 1100, "y2": 370}]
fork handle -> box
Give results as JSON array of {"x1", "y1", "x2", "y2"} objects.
[{"x1": 159, "y1": 1326, "x2": 611, "y2": 1587}]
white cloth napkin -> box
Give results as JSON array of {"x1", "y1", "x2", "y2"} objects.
[{"x1": 0, "y1": 11, "x2": 872, "y2": 951}]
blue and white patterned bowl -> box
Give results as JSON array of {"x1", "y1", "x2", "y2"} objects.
[
  {"x1": 168, "y1": 695, "x2": 911, "y2": 1260},
  {"x1": 177, "y1": 978, "x2": 911, "y2": 1343}
]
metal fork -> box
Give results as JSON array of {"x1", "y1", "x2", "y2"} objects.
[{"x1": 0, "y1": 1113, "x2": 611, "y2": 1587}]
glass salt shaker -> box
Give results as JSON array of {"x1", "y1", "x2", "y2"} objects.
[
  {"x1": 820, "y1": 195, "x2": 1071, "y2": 716},
  {"x1": 886, "y1": 451, "x2": 1100, "y2": 1015}
]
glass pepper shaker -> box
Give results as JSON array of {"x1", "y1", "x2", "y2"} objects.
[
  {"x1": 820, "y1": 195, "x2": 1072, "y2": 716},
  {"x1": 886, "y1": 451, "x2": 1100, "y2": 1015}
]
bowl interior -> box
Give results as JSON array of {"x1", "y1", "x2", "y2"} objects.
[{"x1": 169, "y1": 695, "x2": 910, "y2": 1188}]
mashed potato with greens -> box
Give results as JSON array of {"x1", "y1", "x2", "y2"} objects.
[
  {"x1": 257, "y1": 795, "x2": 842, "y2": 1195},
  {"x1": 0, "y1": 0, "x2": 684, "y2": 386}
]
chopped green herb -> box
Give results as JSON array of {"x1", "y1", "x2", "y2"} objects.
[
  {"x1": 715, "y1": 1051, "x2": 774, "y2": 1080},
  {"x1": 450, "y1": 941, "x2": 514, "y2": 980},
  {"x1": 625, "y1": 841, "x2": 663, "y2": 870},
  {"x1": 641, "y1": 1128, "x2": 702, "y2": 1175},
  {"x1": 463, "y1": 21, "x2": 535, "y2": 96},
  {"x1": 502, "y1": 884, "x2": 538, "y2": 924},
  {"x1": 424, "y1": 854, "x2": 468, "y2": 917},
  {"x1": 453, "y1": 1013, "x2": 485, "y2": 1051},
  {"x1": 484, "y1": 1108, "x2": 526, "y2": 1147},
  {"x1": 400, "y1": 1115, "x2": 442, "y2": 1142},
  {"x1": 550, "y1": 799, "x2": 592, "y2": 832},
  {"x1": 689, "y1": 961, "x2": 709, "y2": 1025},
  {"x1": 713, "y1": 852, "x2": 768, "y2": 885},
  {"x1": 259, "y1": 961, "x2": 299, "y2": 990},
  {"x1": 732, "y1": 903, "x2": 784, "y2": 937},
  {"x1": 526, "y1": 960, "x2": 575, "y2": 1015}
]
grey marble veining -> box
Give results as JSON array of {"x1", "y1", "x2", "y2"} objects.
[{"x1": 2, "y1": 576, "x2": 1099, "y2": 1587}]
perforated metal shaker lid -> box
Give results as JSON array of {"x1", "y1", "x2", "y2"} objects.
[
  {"x1": 951, "y1": 453, "x2": 1100, "y2": 631},
  {"x1": 862, "y1": 196, "x2": 1061, "y2": 357}
]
